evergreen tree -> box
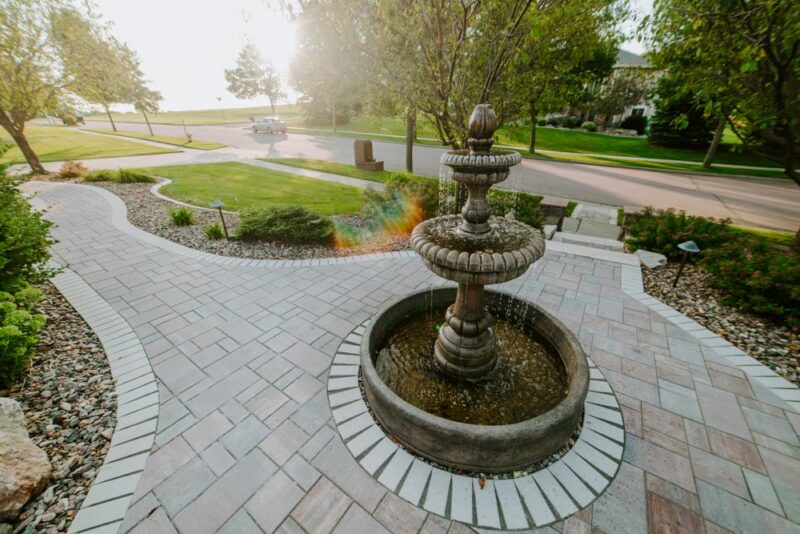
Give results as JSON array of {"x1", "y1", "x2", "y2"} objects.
[{"x1": 647, "y1": 76, "x2": 712, "y2": 148}]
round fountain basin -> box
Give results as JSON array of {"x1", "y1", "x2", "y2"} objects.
[{"x1": 361, "y1": 287, "x2": 589, "y2": 473}]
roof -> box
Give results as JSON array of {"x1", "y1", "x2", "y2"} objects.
[{"x1": 614, "y1": 49, "x2": 650, "y2": 68}]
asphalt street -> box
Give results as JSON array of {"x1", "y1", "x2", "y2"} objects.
[{"x1": 81, "y1": 120, "x2": 800, "y2": 230}]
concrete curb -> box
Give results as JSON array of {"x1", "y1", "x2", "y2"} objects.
[{"x1": 49, "y1": 270, "x2": 158, "y2": 534}]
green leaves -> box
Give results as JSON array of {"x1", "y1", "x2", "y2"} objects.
[{"x1": 740, "y1": 60, "x2": 758, "y2": 73}]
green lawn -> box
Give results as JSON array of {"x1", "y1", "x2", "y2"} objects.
[
  {"x1": 88, "y1": 129, "x2": 226, "y2": 150},
  {"x1": 85, "y1": 104, "x2": 303, "y2": 126},
  {"x1": 732, "y1": 226, "x2": 796, "y2": 247},
  {"x1": 140, "y1": 162, "x2": 364, "y2": 215},
  {"x1": 0, "y1": 127, "x2": 178, "y2": 164},
  {"x1": 261, "y1": 157, "x2": 418, "y2": 183},
  {"x1": 288, "y1": 114, "x2": 782, "y2": 171}
]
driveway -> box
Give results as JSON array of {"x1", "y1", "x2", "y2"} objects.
[{"x1": 81, "y1": 120, "x2": 800, "y2": 230}]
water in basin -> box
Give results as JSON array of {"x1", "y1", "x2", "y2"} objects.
[{"x1": 374, "y1": 304, "x2": 568, "y2": 425}]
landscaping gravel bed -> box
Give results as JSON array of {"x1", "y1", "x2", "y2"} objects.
[
  {"x1": 93, "y1": 182, "x2": 409, "y2": 260},
  {"x1": 643, "y1": 264, "x2": 799, "y2": 385},
  {"x1": 3, "y1": 283, "x2": 116, "y2": 534}
]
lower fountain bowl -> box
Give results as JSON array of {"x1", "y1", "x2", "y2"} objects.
[{"x1": 361, "y1": 287, "x2": 589, "y2": 473}]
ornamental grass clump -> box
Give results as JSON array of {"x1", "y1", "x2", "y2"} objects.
[
  {"x1": 203, "y1": 222, "x2": 225, "y2": 240},
  {"x1": 57, "y1": 160, "x2": 88, "y2": 180},
  {"x1": 83, "y1": 169, "x2": 117, "y2": 182},
  {"x1": 117, "y1": 169, "x2": 156, "y2": 183},
  {"x1": 169, "y1": 207, "x2": 195, "y2": 226},
  {"x1": 235, "y1": 206, "x2": 335, "y2": 245}
]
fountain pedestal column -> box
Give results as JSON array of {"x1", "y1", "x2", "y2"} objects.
[{"x1": 435, "y1": 283, "x2": 496, "y2": 379}]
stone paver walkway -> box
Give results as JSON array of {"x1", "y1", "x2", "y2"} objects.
[{"x1": 26, "y1": 181, "x2": 800, "y2": 534}]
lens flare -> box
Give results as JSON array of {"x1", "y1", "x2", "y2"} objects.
[{"x1": 334, "y1": 191, "x2": 424, "y2": 251}]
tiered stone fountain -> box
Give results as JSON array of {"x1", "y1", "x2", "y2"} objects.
[{"x1": 361, "y1": 104, "x2": 589, "y2": 472}]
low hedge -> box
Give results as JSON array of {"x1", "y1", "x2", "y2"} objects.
[
  {"x1": 626, "y1": 207, "x2": 798, "y2": 327},
  {"x1": 625, "y1": 207, "x2": 734, "y2": 260},
  {"x1": 235, "y1": 206, "x2": 335, "y2": 245}
]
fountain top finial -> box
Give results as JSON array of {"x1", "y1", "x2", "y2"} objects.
[{"x1": 467, "y1": 104, "x2": 497, "y2": 154}]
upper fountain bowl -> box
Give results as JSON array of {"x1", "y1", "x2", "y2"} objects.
[
  {"x1": 411, "y1": 215, "x2": 545, "y2": 285},
  {"x1": 440, "y1": 149, "x2": 522, "y2": 176}
]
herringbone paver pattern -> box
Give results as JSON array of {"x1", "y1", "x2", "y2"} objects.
[{"x1": 28, "y1": 181, "x2": 800, "y2": 534}]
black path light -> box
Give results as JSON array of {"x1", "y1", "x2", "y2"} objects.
[
  {"x1": 211, "y1": 199, "x2": 229, "y2": 239},
  {"x1": 672, "y1": 240, "x2": 700, "y2": 288}
]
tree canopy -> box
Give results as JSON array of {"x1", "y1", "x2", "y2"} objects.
[
  {"x1": 225, "y1": 43, "x2": 284, "y2": 114},
  {"x1": 647, "y1": 0, "x2": 800, "y2": 183}
]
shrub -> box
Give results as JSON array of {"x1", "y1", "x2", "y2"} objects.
[
  {"x1": 362, "y1": 174, "x2": 439, "y2": 224},
  {"x1": 169, "y1": 207, "x2": 195, "y2": 226},
  {"x1": 235, "y1": 206, "x2": 335, "y2": 245},
  {"x1": 0, "y1": 287, "x2": 45, "y2": 388},
  {"x1": 203, "y1": 222, "x2": 225, "y2": 240},
  {"x1": 703, "y1": 239, "x2": 799, "y2": 327},
  {"x1": 620, "y1": 115, "x2": 647, "y2": 135},
  {"x1": 581, "y1": 121, "x2": 598, "y2": 133},
  {"x1": 385, "y1": 174, "x2": 438, "y2": 218},
  {"x1": 58, "y1": 160, "x2": 88, "y2": 180},
  {"x1": 563, "y1": 116, "x2": 582, "y2": 129},
  {"x1": 117, "y1": 169, "x2": 156, "y2": 183},
  {"x1": 0, "y1": 174, "x2": 54, "y2": 293},
  {"x1": 536, "y1": 118, "x2": 547, "y2": 127},
  {"x1": 647, "y1": 75, "x2": 713, "y2": 148},
  {"x1": 487, "y1": 189, "x2": 543, "y2": 229},
  {"x1": 625, "y1": 207, "x2": 734, "y2": 260},
  {"x1": 547, "y1": 116, "x2": 561, "y2": 127},
  {"x1": 83, "y1": 169, "x2": 117, "y2": 182}
]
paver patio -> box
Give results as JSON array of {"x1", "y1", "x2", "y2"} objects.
[{"x1": 24, "y1": 181, "x2": 800, "y2": 533}]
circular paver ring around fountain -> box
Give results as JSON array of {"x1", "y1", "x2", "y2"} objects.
[{"x1": 328, "y1": 321, "x2": 625, "y2": 530}]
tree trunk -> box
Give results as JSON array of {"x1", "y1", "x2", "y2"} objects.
[
  {"x1": 105, "y1": 106, "x2": 117, "y2": 132},
  {"x1": 703, "y1": 116, "x2": 726, "y2": 167},
  {"x1": 268, "y1": 97, "x2": 276, "y2": 116},
  {"x1": 143, "y1": 111, "x2": 153, "y2": 136},
  {"x1": 405, "y1": 106, "x2": 415, "y2": 173},
  {"x1": 0, "y1": 120, "x2": 46, "y2": 174},
  {"x1": 528, "y1": 102, "x2": 537, "y2": 153},
  {"x1": 331, "y1": 103, "x2": 337, "y2": 132}
]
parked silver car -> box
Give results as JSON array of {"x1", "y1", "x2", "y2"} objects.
[{"x1": 252, "y1": 117, "x2": 287, "y2": 134}]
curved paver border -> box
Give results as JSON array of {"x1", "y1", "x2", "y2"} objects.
[
  {"x1": 328, "y1": 321, "x2": 625, "y2": 530},
  {"x1": 49, "y1": 270, "x2": 158, "y2": 534},
  {"x1": 620, "y1": 264, "x2": 800, "y2": 413},
  {"x1": 27, "y1": 181, "x2": 415, "y2": 270}
]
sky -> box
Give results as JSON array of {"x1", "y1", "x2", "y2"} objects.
[{"x1": 93, "y1": 0, "x2": 652, "y2": 112}]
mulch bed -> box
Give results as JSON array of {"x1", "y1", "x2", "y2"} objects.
[
  {"x1": 642, "y1": 264, "x2": 799, "y2": 385},
  {"x1": 92, "y1": 182, "x2": 409, "y2": 260},
  {"x1": 3, "y1": 283, "x2": 116, "y2": 534}
]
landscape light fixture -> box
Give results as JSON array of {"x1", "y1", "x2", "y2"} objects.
[
  {"x1": 672, "y1": 240, "x2": 700, "y2": 288},
  {"x1": 211, "y1": 199, "x2": 229, "y2": 239}
]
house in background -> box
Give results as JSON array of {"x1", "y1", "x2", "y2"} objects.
[{"x1": 609, "y1": 49, "x2": 660, "y2": 126}]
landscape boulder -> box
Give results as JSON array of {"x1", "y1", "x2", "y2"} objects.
[{"x1": 0, "y1": 398, "x2": 51, "y2": 521}]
